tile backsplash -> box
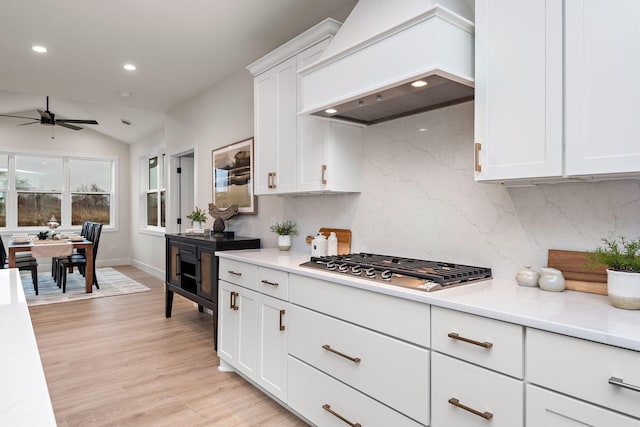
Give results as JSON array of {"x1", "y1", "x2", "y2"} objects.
[{"x1": 284, "y1": 102, "x2": 640, "y2": 280}]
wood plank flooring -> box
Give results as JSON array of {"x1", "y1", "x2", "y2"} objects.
[{"x1": 28, "y1": 265, "x2": 306, "y2": 426}]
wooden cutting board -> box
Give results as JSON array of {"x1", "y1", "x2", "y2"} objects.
[
  {"x1": 547, "y1": 249, "x2": 607, "y2": 295},
  {"x1": 305, "y1": 228, "x2": 352, "y2": 255}
]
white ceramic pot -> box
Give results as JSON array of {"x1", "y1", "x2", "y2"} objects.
[
  {"x1": 607, "y1": 269, "x2": 640, "y2": 310},
  {"x1": 516, "y1": 265, "x2": 540, "y2": 287},
  {"x1": 193, "y1": 221, "x2": 202, "y2": 230},
  {"x1": 538, "y1": 267, "x2": 565, "y2": 292},
  {"x1": 278, "y1": 234, "x2": 291, "y2": 251}
]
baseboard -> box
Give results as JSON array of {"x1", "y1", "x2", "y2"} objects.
[{"x1": 129, "y1": 259, "x2": 165, "y2": 279}]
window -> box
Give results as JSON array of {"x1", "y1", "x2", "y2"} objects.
[
  {"x1": 146, "y1": 154, "x2": 166, "y2": 228},
  {"x1": 16, "y1": 155, "x2": 63, "y2": 227},
  {"x1": 0, "y1": 153, "x2": 115, "y2": 230},
  {"x1": 70, "y1": 159, "x2": 112, "y2": 225}
]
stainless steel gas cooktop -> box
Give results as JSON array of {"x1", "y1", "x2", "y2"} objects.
[{"x1": 300, "y1": 253, "x2": 492, "y2": 292}]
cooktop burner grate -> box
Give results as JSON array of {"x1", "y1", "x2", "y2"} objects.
[{"x1": 300, "y1": 253, "x2": 492, "y2": 291}]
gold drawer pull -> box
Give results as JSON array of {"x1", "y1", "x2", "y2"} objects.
[
  {"x1": 279, "y1": 309, "x2": 285, "y2": 331},
  {"x1": 474, "y1": 142, "x2": 482, "y2": 172},
  {"x1": 321, "y1": 164, "x2": 327, "y2": 185},
  {"x1": 448, "y1": 398, "x2": 493, "y2": 420},
  {"x1": 261, "y1": 279, "x2": 279, "y2": 287},
  {"x1": 448, "y1": 332, "x2": 493, "y2": 349},
  {"x1": 230, "y1": 291, "x2": 239, "y2": 311},
  {"x1": 227, "y1": 270, "x2": 242, "y2": 276},
  {"x1": 322, "y1": 344, "x2": 361, "y2": 364},
  {"x1": 322, "y1": 404, "x2": 361, "y2": 427},
  {"x1": 609, "y1": 377, "x2": 640, "y2": 393}
]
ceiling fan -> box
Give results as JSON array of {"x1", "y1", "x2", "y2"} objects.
[{"x1": 0, "y1": 96, "x2": 98, "y2": 131}]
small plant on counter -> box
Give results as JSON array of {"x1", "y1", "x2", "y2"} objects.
[
  {"x1": 589, "y1": 236, "x2": 640, "y2": 273},
  {"x1": 270, "y1": 219, "x2": 297, "y2": 236},
  {"x1": 186, "y1": 206, "x2": 208, "y2": 224}
]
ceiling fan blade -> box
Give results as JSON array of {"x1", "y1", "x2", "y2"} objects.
[
  {"x1": 0, "y1": 114, "x2": 38, "y2": 120},
  {"x1": 17, "y1": 121, "x2": 39, "y2": 126},
  {"x1": 56, "y1": 122, "x2": 83, "y2": 131},
  {"x1": 57, "y1": 119, "x2": 99, "y2": 125},
  {"x1": 38, "y1": 109, "x2": 53, "y2": 120}
]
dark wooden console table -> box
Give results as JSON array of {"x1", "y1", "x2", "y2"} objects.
[{"x1": 165, "y1": 233, "x2": 260, "y2": 350}]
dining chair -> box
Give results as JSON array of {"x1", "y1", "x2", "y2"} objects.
[
  {"x1": 57, "y1": 223, "x2": 102, "y2": 293},
  {"x1": 52, "y1": 221, "x2": 93, "y2": 282},
  {"x1": 0, "y1": 235, "x2": 40, "y2": 295}
]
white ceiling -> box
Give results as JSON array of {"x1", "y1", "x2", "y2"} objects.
[{"x1": 0, "y1": 0, "x2": 357, "y2": 143}]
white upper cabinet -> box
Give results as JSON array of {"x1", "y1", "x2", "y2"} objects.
[
  {"x1": 248, "y1": 19, "x2": 363, "y2": 195},
  {"x1": 476, "y1": 0, "x2": 640, "y2": 183},
  {"x1": 565, "y1": 0, "x2": 640, "y2": 177},
  {"x1": 474, "y1": 0, "x2": 563, "y2": 182}
]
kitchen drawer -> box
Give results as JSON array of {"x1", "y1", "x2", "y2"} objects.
[
  {"x1": 288, "y1": 356, "x2": 422, "y2": 427},
  {"x1": 257, "y1": 266, "x2": 288, "y2": 300},
  {"x1": 527, "y1": 328, "x2": 640, "y2": 419},
  {"x1": 218, "y1": 259, "x2": 258, "y2": 290},
  {"x1": 288, "y1": 304, "x2": 429, "y2": 424},
  {"x1": 289, "y1": 274, "x2": 430, "y2": 347},
  {"x1": 431, "y1": 306, "x2": 524, "y2": 378},
  {"x1": 431, "y1": 352, "x2": 524, "y2": 427},
  {"x1": 527, "y1": 384, "x2": 640, "y2": 427}
]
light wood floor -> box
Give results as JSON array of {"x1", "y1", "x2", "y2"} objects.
[{"x1": 28, "y1": 265, "x2": 306, "y2": 426}]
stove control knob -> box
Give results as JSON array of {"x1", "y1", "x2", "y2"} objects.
[
  {"x1": 351, "y1": 266, "x2": 362, "y2": 276},
  {"x1": 326, "y1": 261, "x2": 337, "y2": 271},
  {"x1": 365, "y1": 268, "x2": 377, "y2": 278},
  {"x1": 338, "y1": 263, "x2": 349, "y2": 273},
  {"x1": 381, "y1": 270, "x2": 393, "y2": 281}
]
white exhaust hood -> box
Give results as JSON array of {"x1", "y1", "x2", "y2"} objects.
[{"x1": 299, "y1": 0, "x2": 475, "y2": 125}]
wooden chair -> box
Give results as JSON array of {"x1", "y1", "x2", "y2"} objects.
[
  {"x1": 0, "y1": 235, "x2": 39, "y2": 295},
  {"x1": 57, "y1": 223, "x2": 102, "y2": 293}
]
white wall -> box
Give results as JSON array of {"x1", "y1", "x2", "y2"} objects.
[
  {"x1": 0, "y1": 116, "x2": 131, "y2": 268},
  {"x1": 284, "y1": 102, "x2": 640, "y2": 279}
]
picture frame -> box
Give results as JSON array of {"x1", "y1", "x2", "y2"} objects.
[{"x1": 212, "y1": 137, "x2": 257, "y2": 215}]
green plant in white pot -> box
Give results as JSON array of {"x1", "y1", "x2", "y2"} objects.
[
  {"x1": 589, "y1": 236, "x2": 640, "y2": 310},
  {"x1": 270, "y1": 220, "x2": 297, "y2": 251},
  {"x1": 186, "y1": 206, "x2": 208, "y2": 230}
]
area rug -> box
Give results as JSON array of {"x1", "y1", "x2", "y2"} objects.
[{"x1": 20, "y1": 267, "x2": 151, "y2": 306}]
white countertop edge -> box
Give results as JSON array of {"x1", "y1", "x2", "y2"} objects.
[{"x1": 216, "y1": 249, "x2": 640, "y2": 352}]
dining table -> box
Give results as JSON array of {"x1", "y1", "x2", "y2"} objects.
[{"x1": 8, "y1": 238, "x2": 95, "y2": 293}]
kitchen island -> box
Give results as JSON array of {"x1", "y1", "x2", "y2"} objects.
[
  {"x1": 0, "y1": 269, "x2": 56, "y2": 426},
  {"x1": 216, "y1": 248, "x2": 640, "y2": 426}
]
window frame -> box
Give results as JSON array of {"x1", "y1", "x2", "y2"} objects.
[{"x1": 144, "y1": 152, "x2": 166, "y2": 230}]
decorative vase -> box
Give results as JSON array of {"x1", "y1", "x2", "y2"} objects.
[
  {"x1": 278, "y1": 234, "x2": 291, "y2": 251},
  {"x1": 607, "y1": 269, "x2": 640, "y2": 310},
  {"x1": 539, "y1": 267, "x2": 565, "y2": 292},
  {"x1": 193, "y1": 221, "x2": 202, "y2": 230},
  {"x1": 516, "y1": 265, "x2": 540, "y2": 287}
]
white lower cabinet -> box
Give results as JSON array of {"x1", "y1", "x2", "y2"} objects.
[
  {"x1": 431, "y1": 352, "x2": 523, "y2": 427},
  {"x1": 288, "y1": 356, "x2": 422, "y2": 427},
  {"x1": 527, "y1": 384, "x2": 639, "y2": 427},
  {"x1": 256, "y1": 293, "x2": 287, "y2": 402}
]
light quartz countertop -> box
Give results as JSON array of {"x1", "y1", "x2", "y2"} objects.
[
  {"x1": 216, "y1": 248, "x2": 640, "y2": 352},
  {"x1": 0, "y1": 269, "x2": 56, "y2": 426}
]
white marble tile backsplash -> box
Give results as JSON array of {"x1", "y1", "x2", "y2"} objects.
[{"x1": 284, "y1": 101, "x2": 640, "y2": 280}]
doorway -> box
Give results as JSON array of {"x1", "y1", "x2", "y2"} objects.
[{"x1": 169, "y1": 151, "x2": 194, "y2": 233}]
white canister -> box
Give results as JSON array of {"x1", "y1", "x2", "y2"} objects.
[
  {"x1": 327, "y1": 232, "x2": 338, "y2": 256},
  {"x1": 311, "y1": 233, "x2": 327, "y2": 257},
  {"x1": 515, "y1": 265, "x2": 540, "y2": 287},
  {"x1": 538, "y1": 267, "x2": 565, "y2": 292}
]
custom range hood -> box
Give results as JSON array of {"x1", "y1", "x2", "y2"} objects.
[{"x1": 299, "y1": 0, "x2": 475, "y2": 125}]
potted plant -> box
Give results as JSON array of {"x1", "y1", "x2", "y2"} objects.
[
  {"x1": 589, "y1": 236, "x2": 640, "y2": 310},
  {"x1": 186, "y1": 206, "x2": 208, "y2": 230},
  {"x1": 270, "y1": 220, "x2": 297, "y2": 251}
]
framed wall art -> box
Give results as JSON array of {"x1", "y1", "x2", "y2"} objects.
[{"x1": 212, "y1": 137, "x2": 257, "y2": 214}]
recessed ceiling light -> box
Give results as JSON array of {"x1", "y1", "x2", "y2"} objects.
[
  {"x1": 325, "y1": 108, "x2": 337, "y2": 114},
  {"x1": 419, "y1": 128, "x2": 428, "y2": 132},
  {"x1": 32, "y1": 45, "x2": 47, "y2": 53},
  {"x1": 119, "y1": 91, "x2": 132, "y2": 97},
  {"x1": 123, "y1": 64, "x2": 137, "y2": 71},
  {"x1": 411, "y1": 80, "x2": 428, "y2": 88}
]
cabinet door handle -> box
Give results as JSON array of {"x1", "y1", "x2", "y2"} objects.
[
  {"x1": 227, "y1": 270, "x2": 242, "y2": 276},
  {"x1": 268, "y1": 172, "x2": 277, "y2": 189},
  {"x1": 448, "y1": 398, "x2": 493, "y2": 420},
  {"x1": 230, "y1": 291, "x2": 239, "y2": 310},
  {"x1": 279, "y1": 309, "x2": 285, "y2": 331},
  {"x1": 261, "y1": 279, "x2": 279, "y2": 287},
  {"x1": 609, "y1": 377, "x2": 640, "y2": 393},
  {"x1": 322, "y1": 344, "x2": 361, "y2": 364},
  {"x1": 322, "y1": 404, "x2": 361, "y2": 427},
  {"x1": 321, "y1": 164, "x2": 327, "y2": 185},
  {"x1": 181, "y1": 249, "x2": 193, "y2": 254},
  {"x1": 448, "y1": 332, "x2": 493, "y2": 349},
  {"x1": 474, "y1": 142, "x2": 482, "y2": 172},
  {"x1": 175, "y1": 253, "x2": 181, "y2": 276}
]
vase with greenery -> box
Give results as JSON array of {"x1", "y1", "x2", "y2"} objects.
[
  {"x1": 186, "y1": 206, "x2": 208, "y2": 229},
  {"x1": 270, "y1": 220, "x2": 297, "y2": 251},
  {"x1": 589, "y1": 236, "x2": 640, "y2": 310}
]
